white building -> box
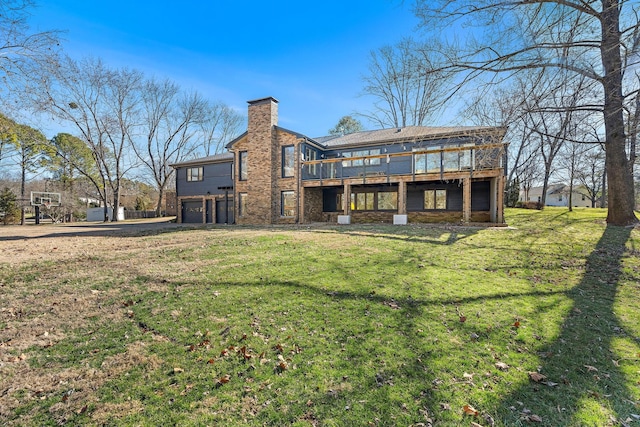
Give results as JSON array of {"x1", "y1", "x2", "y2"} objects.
[{"x1": 520, "y1": 184, "x2": 595, "y2": 207}]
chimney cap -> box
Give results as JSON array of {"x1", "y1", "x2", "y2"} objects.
[{"x1": 247, "y1": 96, "x2": 279, "y2": 105}]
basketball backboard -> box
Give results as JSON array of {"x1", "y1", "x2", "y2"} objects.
[{"x1": 30, "y1": 191, "x2": 61, "y2": 207}]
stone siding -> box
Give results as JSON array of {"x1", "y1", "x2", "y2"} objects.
[
  {"x1": 351, "y1": 211, "x2": 396, "y2": 223},
  {"x1": 303, "y1": 187, "x2": 324, "y2": 222},
  {"x1": 408, "y1": 211, "x2": 464, "y2": 223}
]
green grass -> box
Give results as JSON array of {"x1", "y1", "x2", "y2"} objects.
[{"x1": 1, "y1": 208, "x2": 639, "y2": 426}]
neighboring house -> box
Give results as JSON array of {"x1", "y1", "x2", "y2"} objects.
[
  {"x1": 170, "y1": 97, "x2": 508, "y2": 225},
  {"x1": 519, "y1": 184, "x2": 594, "y2": 207}
]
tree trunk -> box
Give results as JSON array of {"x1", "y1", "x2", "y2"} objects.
[
  {"x1": 540, "y1": 162, "x2": 552, "y2": 208},
  {"x1": 20, "y1": 161, "x2": 26, "y2": 226},
  {"x1": 568, "y1": 182, "x2": 573, "y2": 212},
  {"x1": 156, "y1": 186, "x2": 164, "y2": 217},
  {"x1": 113, "y1": 187, "x2": 121, "y2": 222},
  {"x1": 601, "y1": 0, "x2": 638, "y2": 225}
]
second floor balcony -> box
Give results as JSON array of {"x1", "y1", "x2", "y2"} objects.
[{"x1": 301, "y1": 142, "x2": 507, "y2": 184}]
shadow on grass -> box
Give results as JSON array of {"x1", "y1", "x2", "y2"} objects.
[
  {"x1": 310, "y1": 224, "x2": 481, "y2": 246},
  {"x1": 0, "y1": 221, "x2": 204, "y2": 241},
  {"x1": 492, "y1": 225, "x2": 637, "y2": 425}
]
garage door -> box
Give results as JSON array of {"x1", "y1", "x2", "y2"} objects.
[{"x1": 182, "y1": 200, "x2": 203, "y2": 223}]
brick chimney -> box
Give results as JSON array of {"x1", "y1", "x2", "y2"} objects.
[
  {"x1": 235, "y1": 97, "x2": 279, "y2": 224},
  {"x1": 247, "y1": 97, "x2": 278, "y2": 134}
]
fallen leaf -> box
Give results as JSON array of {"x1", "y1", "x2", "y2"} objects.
[
  {"x1": 206, "y1": 359, "x2": 215, "y2": 364},
  {"x1": 584, "y1": 365, "x2": 598, "y2": 372},
  {"x1": 463, "y1": 404, "x2": 479, "y2": 416},
  {"x1": 459, "y1": 316, "x2": 467, "y2": 323},
  {"x1": 513, "y1": 321, "x2": 521, "y2": 328},
  {"x1": 528, "y1": 414, "x2": 543, "y2": 422},
  {"x1": 495, "y1": 362, "x2": 509, "y2": 371},
  {"x1": 216, "y1": 374, "x2": 230, "y2": 385},
  {"x1": 173, "y1": 367, "x2": 184, "y2": 374},
  {"x1": 528, "y1": 372, "x2": 547, "y2": 382},
  {"x1": 470, "y1": 422, "x2": 484, "y2": 427}
]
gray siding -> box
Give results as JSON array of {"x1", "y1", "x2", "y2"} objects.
[
  {"x1": 303, "y1": 136, "x2": 492, "y2": 180},
  {"x1": 176, "y1": 161, "x2": 233, "y2": 197},
  {"x1": 471, "y1": 181, "x2": 490, "y2": 211},
  {"x1": 407, "y1": 182, "x2": 463, "y2": 212}
]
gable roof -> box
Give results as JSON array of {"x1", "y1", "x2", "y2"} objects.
[
  {"x1": 170, "y1": 152, "x2": 234, "y2": 168},
  {"x1": 313, "y1": 126, "x2": 504, "y2": 148}
]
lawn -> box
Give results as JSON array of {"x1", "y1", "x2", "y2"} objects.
[{"x1": 0, "y1": 208, "x2": 639, "y2": 426}]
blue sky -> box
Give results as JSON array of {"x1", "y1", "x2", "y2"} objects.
[{"x1": 29, "y1": 1, "x2": 423, "y2": 138}]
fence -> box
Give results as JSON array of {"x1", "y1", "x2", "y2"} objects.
[{"x1": 123, "y1": 210, "x2": 161, "y2": 220}]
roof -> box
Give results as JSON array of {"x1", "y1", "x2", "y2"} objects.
[
  {"x1": 180, "y1": 125, "x2": 506, "y2": 168},
  {"x1": 247, "y1": 96, "x2": 279, "y2": 105},
  {"x1": 313, "y1": 126, "x2": 504, "y2": 148},
  {"x1": 170, "y1": 152, "x2": 233, "y2": 168}
]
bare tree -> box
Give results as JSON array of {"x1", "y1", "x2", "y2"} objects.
[
  {"x1": 463, "y1": 74, "x2": 541, "y2": 194},
  {"x1": 577, "y1": 144, "x2": 606, "y2": 207},
  {"x1": 525, "y1": 74, "x2": 592, "y2": 207},
  {"x1": 198, "y1": 102, "x2": 243, "y2": 157},
  {"x1": 413, "y1": 0, "x2": 640, "y2": 225},
  {"x1": 361, "y1": 37, "x2": 454, "y2": 128},
  {"x1": 136, "y1": 78, "x2": 208, "y2": 215},
  {"x1": 35, "y1": 56, "x2": 142, "y2": 221},
  {"x1": 0, "y1": 0, "x2": 60, "y2": 107}
]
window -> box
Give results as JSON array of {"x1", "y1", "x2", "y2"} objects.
[
  {"x1": 305, "y1": 147, "x2": 318, "y2": 175},
  {"x1": 239, "y1": 151, "x2": 248, "y2": 181},
  {"x1": 424, "y1": 189, "x2": 447, "y2": 210},
  {"x1": 366, "y1": 149, "x2": 381, "y2": 165},
  {"x1": 582, "y1": 194, "x2": 586, "y2": 201},
  {"x1": 239, "y1": 193, "x2": 247, "y2": 217},
  {"x1": 187, "y1": 167, "x2": 203, "y2": 182},
  {"x1": 342, "y1": 149, "x2": 381, "y2": 167},
  {"x1": 282, "y1": 146, "x2": 294, "y2": 178},
  {"x1": 281, "y1": 191, "x2": 295, "y2": 217},
  {"x1": 351, "y1": 192, "x2": 375, "y2": 210},
  {"x1": 558, "y1": 194, "x2": 563, "y2": 201},
  {"x1": 377, "y1": 192, "x2": 398, "y2": 210}
]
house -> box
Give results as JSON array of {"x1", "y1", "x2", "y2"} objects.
[
  {"x1": 170, "y1": 97, "x2": 508, "y2": 225},
  {"x1": 519, "y1": 184, "x2": 595, "y2": 208}
]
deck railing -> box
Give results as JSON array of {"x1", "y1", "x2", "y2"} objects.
[{"x1": 301, "y1": 143, "x2": 507, "y2": 181}]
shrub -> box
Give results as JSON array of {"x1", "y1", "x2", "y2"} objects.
[
  {"x1": 516, "y1": 200, "x2": 542, "y2": 210},
  {"x1": 0, "y1": 187, "x2": 20, "y2": 225}
]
